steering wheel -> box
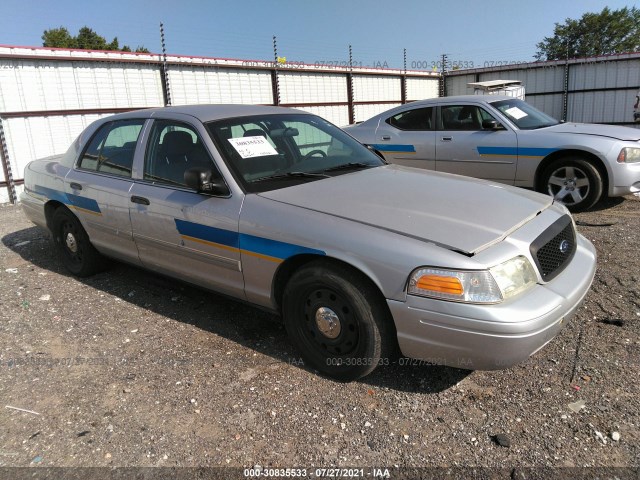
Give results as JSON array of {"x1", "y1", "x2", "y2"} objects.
[{"x1": 303, "y1": 149, "x2": 327, "y2": 160}]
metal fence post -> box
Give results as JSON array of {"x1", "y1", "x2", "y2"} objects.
[
  {"x1": 562, "y1": 62, "x2": 570, "y2": 122},
  {"x1": 347, "y1": 45, "x2": 355, "y2": 124},
  {"x1": 271, "y1": 36, "x2": 281, "y2": 106},
  {"x1": 160, "y1": 22, "x2": 172, "y2": 106},
  {"x1": 401, "y1": 48, "x2": 407, "y2": 104},
  {"x1": 0, "y1": 118, "x2": 17, "y2": 204}
]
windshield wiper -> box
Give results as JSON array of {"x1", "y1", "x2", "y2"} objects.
[
  {"x1": 252, "y1": 171, "x2": 330, "y2": 182},
  {"x1": 322, "y1": 162, "x2": 375, "y2": 173}
]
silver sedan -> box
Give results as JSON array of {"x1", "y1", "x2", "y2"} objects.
[
  {"x1": 344, "y1": 95, "x2": 640, "y2": 212},
  {"x1": 20, "y1": 105, "x2": 596, "y2": 380}
]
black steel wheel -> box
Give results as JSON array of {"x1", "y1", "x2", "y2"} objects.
[
  {"x1": 51, "y1": 207, "x2": 106, "y2": 277},
  {"x1": 283, "y1": 261, "x2": 395, "y2": 381}
]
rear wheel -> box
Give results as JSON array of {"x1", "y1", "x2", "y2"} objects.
[
  {"x1": 282, "y1": 261, "x2": 395, "y2": 381},
  {"x1": 52, "y1": 207, "x2": 106, "y2": 277},
  {"x1": 541, "y1": 157, "x2": 603, "y2": 212}
]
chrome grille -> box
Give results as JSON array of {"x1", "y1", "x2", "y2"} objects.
[{"x1": 530, "y1": 216, "x2": 576, "y2": 281}]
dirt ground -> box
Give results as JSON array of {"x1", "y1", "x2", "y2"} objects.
[{"x1": 0, "y1": 195, "x2": 639, "y2": 479}]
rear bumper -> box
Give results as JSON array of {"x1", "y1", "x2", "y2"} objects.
[
  {"x1": 388, "y1": 233, "x2": 596, "y2": 370},
  {"x1": 20, "y1": 189, "x2": 48, "y2": 230}
]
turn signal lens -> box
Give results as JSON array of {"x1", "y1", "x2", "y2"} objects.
[{"x1": 416, "y1": 274, "x2": 463, "y2": 295}]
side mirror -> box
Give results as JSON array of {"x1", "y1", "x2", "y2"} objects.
[
  {"x1": 482, "y1": 119, "x2": 503, "y2": 130},
  {"x1": 184, "y1": 168, "x2": 230, "y2": 196},
  {"x1": 366, "y1": 144, "x2": 387, "y2": 162}
]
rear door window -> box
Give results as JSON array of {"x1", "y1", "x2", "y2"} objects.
[{"x1": 78, "y1": 120, "x2": 144, "y2": 177}]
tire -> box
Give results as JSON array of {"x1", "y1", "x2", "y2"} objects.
[
  {"x1": 540, "y1": 157, "x2": 603, "y2": 212},
  {"x1": 282, "y1": 261, "x2": 395, "y2": 381},
  {"x1": 51, "y1": 207, "x2": 106, "y2": 277}
]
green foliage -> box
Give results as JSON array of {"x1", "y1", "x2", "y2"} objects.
[
  {"x1": 535, "y1": 6, "x2": 640, "y2": 61},
  {"x1": 42, "y1": 26, "x2": 150, "y2": 53}
]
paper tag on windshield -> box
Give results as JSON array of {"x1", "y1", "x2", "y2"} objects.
[
  {"x1": 505, "y1": 107, "x2": 527, "y2": 120},
  {"x1": 228, "y1": 136, "x2": 278, "y2": 159}
]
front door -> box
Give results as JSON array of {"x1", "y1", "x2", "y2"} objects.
[{"x1": 129, "y1": 119, "x2": 245, "y2": 298}]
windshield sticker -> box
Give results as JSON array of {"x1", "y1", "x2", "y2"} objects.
[
  {"x1": 228, "y1": 136, "x2": 278, "y2": 159},
  {"x1": 505, "y1": 107, "x2": 527, "y2": 120}
]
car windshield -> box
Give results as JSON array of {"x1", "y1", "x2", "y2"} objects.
[
  {"x1": 490, "y1": 99, "x2": 559, "y2": 130},
  {"x1": 207, "y1": 113, "x2": 384, "y2": 192}
]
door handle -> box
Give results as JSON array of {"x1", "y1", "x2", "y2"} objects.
[
  {"x1": 441, "y1": 137, "x2": 452, "y2": 141},
  {"x1": 69, "y1": 182, "x2": 83, "y2": 190},
  {"x1": 381, "y1": 135, "x2": 391, "y2": 140},
  {"x1": 130, "y1": 196, "x2": 150, "y2": 206}
]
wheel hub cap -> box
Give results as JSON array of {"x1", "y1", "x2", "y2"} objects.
[
  {"x1": 65, "y1": 232, "x2": 78, "y2": 253},
  {"x1": 315, "y1": 307, "x2": 341, "y2": 339},
  {"x1": 564, "y1": 178, "x2": 577, "y2": 191}
]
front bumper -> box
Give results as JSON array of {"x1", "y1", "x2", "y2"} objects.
[
  {"x1": 610, "y1": 161, "x2": 640, "y2": 196},
  {"x1": 388, "y1": 233, "x2": 596, "y2": 370}
]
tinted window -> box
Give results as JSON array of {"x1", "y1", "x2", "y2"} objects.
[
  {"x1": 78, "y1": 120, "x2": 144, "y2": 177},
  {"x1": 144, "y1": 121, "x2": 217, "y2": 188},
  {"x1": 440, "y1": 105, "x2": 496, "y2": 131},
  {"x1": 387, "y1": 107, "x2": 433, "y2": 130}
]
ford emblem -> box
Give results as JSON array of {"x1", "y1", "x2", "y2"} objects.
[{"x1": 559, "y1": 239, "x2": 570, "y2": 254}]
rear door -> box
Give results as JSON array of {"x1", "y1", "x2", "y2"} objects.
[
  {"x1": 64, "y1": 119, "x2": 145, "y2": 264},
  {"x1": 435, "y1": 104, "x2": 518, "y2": 183},
  {"x1": 371, "y1": 106, "x2": 436, "y2": 169}
]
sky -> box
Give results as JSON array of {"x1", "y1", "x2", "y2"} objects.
[{"x1": 0, "y1": 0, "x2": 637, "y2": 70}]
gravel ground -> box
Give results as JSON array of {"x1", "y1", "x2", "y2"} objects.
[{"x1": 0, "y1": 196, "x2": 639, "y2": 477}]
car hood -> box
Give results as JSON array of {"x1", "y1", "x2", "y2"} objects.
[
  {"x1": 543, "y1": 122, "x2": 640, "y2": 141},
  {"x1": 257, "y1": 165, "x2": 552, "y2": 254}
]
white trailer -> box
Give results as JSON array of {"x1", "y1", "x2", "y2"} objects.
[{"x1": 468, "y1": 79, "x2": 525, "y2": 100}]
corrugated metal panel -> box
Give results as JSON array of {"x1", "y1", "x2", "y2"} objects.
[
  {"x1": 406, "y1": 78, "x2": 439, "y2": 100},
  {"x1": 3, "y1": 114, "x2": 106, "y2": 179},
  {"x1": 295, "y1": 105, "x2": 350, "y2": 126},
  {"x1": 526, "y1": 94, "x2": 564, "y2": 120},
  {"x1": 168, "y1": 67, "x2": 273, "y2": 105},
  {"x1": 353, "y1": 76, "x2": 401, "y2": 102},
  {"x1": 445, "y1": 74, "x2": 475, "y2": 96},
  {"x1": 567, "y1": 90, "x2": 637, "y2": 123},
  {"x1": 569, "y1": 60, "x2": 640, "y2": 90},
  {"x1": 0, "y1": 59, "x2": 163, "y2": 111},
  {"x1": 279, "y1": 73, "x2": 347, "y2": 104},
  {"x1": 354, "y1": 103, "x2": 401, "y2": 123}
]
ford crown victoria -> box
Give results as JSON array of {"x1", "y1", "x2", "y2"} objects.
[
  {"x1": 21, "y1": 105, "x2": 596, "y2": 380},
  {"x1": 344, "y1": 96, "x2": 640, "y2": 212}
]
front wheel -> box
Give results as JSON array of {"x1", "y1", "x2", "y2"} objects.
[
  {"x1": 51, "y1": 207, "x2": 106, "y2": 277},
  {"x1": 541, "y1": 157, "x2": 603, "y2": 212},
  {"x1": 282, "y1": 261, "x2": 395, "y2": 381}
]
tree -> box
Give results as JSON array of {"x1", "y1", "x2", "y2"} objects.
[
  {"x1": 42, "y1": 26, "x2": 149, "y2": 53},
  {"x1": 535, "y1": 6, "x2": 640, "y2": 61}
]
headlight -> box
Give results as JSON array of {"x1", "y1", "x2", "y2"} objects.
[
  {"x1": 408, "y1": 256, "x2": 537, "y2": 304},
  {"x1": 489, "y1": 255, "x2": 537, "y2": 301},
  {"x1": 617, "y1": 147, "x2": 640, "y2": 163}
]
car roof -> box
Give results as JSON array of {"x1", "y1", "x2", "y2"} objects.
[
  {"x1": 106, "y1": 104, "x2": 310, "y2": 123},
  {"x1": 406, "y1": 94, "x2": 514, "y2": 106}
]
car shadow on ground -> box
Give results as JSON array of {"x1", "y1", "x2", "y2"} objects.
[
  {"x1": 586, "y1": 196, "x2": 625, "y2": 212},
  {"x1": 2, "y1": 226, "x2": 470, "y2": 393}
]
